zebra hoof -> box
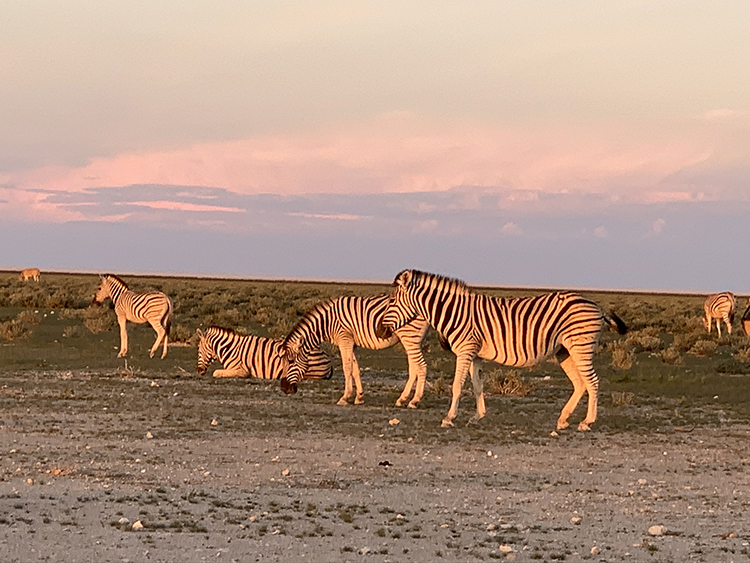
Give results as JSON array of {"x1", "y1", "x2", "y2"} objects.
[
  {"x1": 336, "y1": 398, "x2": 349, "y2": 406},
  {"x1": 354, "y1": 397, "x2": 364, "y2": 405},
  {"x1": 577, "y1": 422, "x2": 592, "y2": 431},
  {"x1": 556, "y1": 421, "x2": 570, "y2": 431},
  {"x1": 441, "y1": 419, "x2": 454, "y2": 428},
  {"x1": 395, "y1": 399, "x2": 406, "y2": 407},
  {"x1": 407, "y1": 402, "x2": 419, "y2": 409}
]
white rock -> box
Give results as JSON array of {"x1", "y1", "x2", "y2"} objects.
[
  {"x1": 550, "y1": 431, "x2": 559, "y2": 437},
  {"x1": 648, "y1": 525, "x2": 666, "y2": 536},
  {"x1": 637, "y1": 478, "x2": 647, "y2": 485},
  {"x1": 359, "y1": 547, "x2": 371, "y2": 555},
  {"x1": 118, "y1": 517, "x2": 130, "y2": 525},
  {"x1": 210, "y1": 418, "x2": 218, "y2": 426},
  {"x1": 132, "y1": 520, "x2": 144, "y2": 530},
  {"x1": 590, "y1": 546, "x2": 600, "y2": 555},
  {"x1": 388, "y1": 418, "x2": 400, "y2": 426},
  {"x1": 498, "y1": 545, "x2": 513, "y2": 553},
  {"x1": 145, "y1": 431, "x2": 153, "y2": 439},
  {"x1": 570, "y1": 517, "x2": 582, "y2": 525},
  {"x1": 281, "y1": 468, "x2": 290, "y2": 476}
]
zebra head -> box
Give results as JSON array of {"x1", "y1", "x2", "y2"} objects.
[
  {"x1": 278, "y1": 342, "x2": 307, "y2": 395},
  {"x1": 93, "y1": 274, "x2": 111, "y2": 305},
  {"x1": 378, "y1": 269, "x2": 419, "y2": 336},
  {"x1": 196, "y1": 329, "x2": 217, "y2": 375}
]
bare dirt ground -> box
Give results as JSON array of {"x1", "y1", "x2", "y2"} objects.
[{"x1": 1, "y1": 365, "x2": 749, "y2": 563}]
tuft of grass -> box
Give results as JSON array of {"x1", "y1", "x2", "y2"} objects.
[
  {"x1": 659, "y1": 346, "x2": 683, "y2": 365},
  {"x1": 0, "y1": 319, "x2": 31, "y2": 341},
  {"x1": 483, "y1": 368, "x2": 533, "y2": 397},
  {"x1": 611, "y1": 391, "x2": 634, "y2": 407},
  {"x1": 688, "y1": 340, "x2": 718, "y2": 357},
  {"x1": 83, "y1": 306, "x2": 115, "y2": 334},
  {"x1": 608, "y1": 341, "x2": 634, "y2": 370}
]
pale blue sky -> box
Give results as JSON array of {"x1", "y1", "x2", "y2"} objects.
[{"x1": 1, "y1": 2, "x2": 749, "y2": 290}]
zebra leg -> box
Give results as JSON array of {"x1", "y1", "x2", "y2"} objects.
[
  {"x1": 717, "y1": 319, "x2": 722, "y2": 338},
  {"x1": 396, "y1": 364, "x2": 416, "y2": 407},
  {"x1": 212, "y1": 368, "x2": 248, "y2": 378},
  {"x1": 351, "y1": 354, "x2": 364, "y2": 404},
  {"x1": 468, "y1": 359, "x2": 486, "y2": 423},
  {"x1": 555, "y1": 347, "x2": 587, "y2": 430},
  {"x1": 149, "y1": 324, "x2": 166, "y2": 359},
  {"x1": 117, "y1": 316, "x2": 129, "y2": 358},
  {"x1": 726, "y1": 316, "x2": 733, "y2": 335},
  {"x1": 442, "y1": 355, "x2": 474, "y2": 427},
  {"x1": 566, "y1": 347, "x2": 599, "y2": 431},
  {"x1": 407, "y1": 361, "x2": 428, "y2": 408},
  {"x1": 337, "y1": 343, "x2": 357, "y2": 405}
]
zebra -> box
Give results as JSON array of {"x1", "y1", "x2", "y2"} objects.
[
  {"x1": 93, "y1": 274, "x2": 173, "y2": 359},
  {"x1": 196, "y1": 326, "x2": 333, "y2": 380},
  {"x1": 19, "y1": 268, "x2": 40, "y2": 282},
  {"x1": 278, "y1": 295, "x2": 430, "y2": 408},
  {"x1": 377, "y1": 269, "x2": 627, "y2": 431},
  {"x1": 703, "y1": 292, "x2": 736, "y2": 336}
]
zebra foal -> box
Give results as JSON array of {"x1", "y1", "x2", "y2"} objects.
[
  {"x1": 703, "y1": 292, "x2": 736, "y2": 336},
  {"x1": 278, "y1": 295, "x2": 430, "y2": 408},
  {"x1": 377, "y1": 269, "x2": 627, "y2": 431},
  {"x1": 196, "y1": 326, "x2": 332, "y2": 380},
  {"x1": 93, "y1": 274, "x2": 173, "y2": 359}
]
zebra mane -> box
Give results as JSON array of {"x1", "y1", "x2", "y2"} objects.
[
  {"x1": 206, "y1": 325, "x2": 240, "y2": 337},
  {"x1": 102, "y1": 273, "x2": 129, "y2": 288},
  {"x1": 403, "y1": 269, "x2": 471, "y2": 296}
]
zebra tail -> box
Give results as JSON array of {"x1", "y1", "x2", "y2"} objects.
[
  {"x1": 436, "y1": 330, "x2": 452, "y2": 352},
  {"x1": 162, "y1": 301, "x2": 173, "y2": 336},
  {"x1": 605, "y1": 311, "x2": 628, "y2": 335}
]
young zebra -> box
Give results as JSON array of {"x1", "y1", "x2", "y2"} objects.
[
  {"x1": 377, "y1": 269, "x2": 627, "y2": 431},
  {"x1": 703, "y1": 292, "x2": 736, "y2": 336},
  {"x1": 278, "y1": 295, "x2": 430, "y2": 407},
  {"x1": 93, "y1": 274, "x2": 173, "y2": 359},
  {"x1": 196, "y1": 326, "x2": 332, "y2": 380}
]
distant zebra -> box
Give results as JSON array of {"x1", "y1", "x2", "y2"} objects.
[
  {"x1": 19, "y1": 268, "x2": 40, "y2": 282},
  {"x1": 704, "y1": 292, "x2": 736, "y2": 337},
  {"x1": 93, "y1": 274, "x2": 173, "y2": 358},
  {"x1": 279, "y1": 295, "x2": 430, "y2": 407},
  {"x1": 196, "y1": 326, "x2": 332, "y2": 380},
  {"x1": 377, "y1": 270, "x2": 627, "y2": 430}
]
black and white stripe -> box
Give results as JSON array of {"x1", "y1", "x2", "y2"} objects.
[
  {"x1": 378, "y1": 269, "x2": 627, "y2": 430},
  {"x1": 93, "y1": 274, "x2": 173, "y2": 358},
  {"x1": 704, "y1": 292, "x2": 736, "y2": 336},
  {"x1": 196, "y1": 326, "x2": 332, "y2": 380},
  {"x1": 279, "y1": 295, "x2": 429, "y2": 407}
]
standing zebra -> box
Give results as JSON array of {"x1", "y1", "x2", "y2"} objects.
[
  {"x1": 377, "y1": 270, "x2": 627, "y2": 430},
  {"x1": 196, "y1": 326, "x2": 332, "y2": 380},
  {"x1": 19, "y1": 268, "x2": 40, "y2": 282},
  {"x1": 93, "y1": 274, "x2": 173, "y2": 359},
  {"x1": 703, "y1": 292, "x2": 736, "y2": 336},
  {"x1": 278, "y1": 295, "x2": 430, "y2": 407}
]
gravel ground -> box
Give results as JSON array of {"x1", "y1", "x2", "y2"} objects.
[{"x1": 1, "y1": 368, "x2": 749, "y2": 562}]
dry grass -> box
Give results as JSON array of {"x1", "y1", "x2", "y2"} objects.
[
  {"x1": 483, "y1": 368, "x2": 534, "y2": 397},
  {"x1": 688, "y1": 340, "x2": 719, "y2": 357},
  {"x1": 611, "y1": 391, "x2": 635, "y2": 407},
  {"x1": 83, "y1": 305, "x2": 116, "y2": 334},
  {"x1": 608, "y1": 341, "x2": 635, "y2": 370}
]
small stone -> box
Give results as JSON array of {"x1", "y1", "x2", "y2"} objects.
[
  {"x1": 571, "y1": 517, "x2": 582, "y2": 525},
  {"x1": 388, "y1": 418, "x2": 400, "y2": 426},
  {"x1": 359, "y1": 547, "x2": 371, "y2": 555},
  {"x1": 248, "y1": 516, "x2": 258, "y2": 523},
  {"x1": 210, "y1": 418, "x2": 218, "y2": 426},
  {"x1": 281, "y1": 468, "x2": 290, "y2": 476},
  {"x1": 648, "y1": 525, "x2": 666, "y2": 536},
  {"x1": 150, "y1": 381, "x2": 159, "y2": 387},
  {"x1": 145, "y1": 432, "x2": 153, "y2": 439},
  {"x1": 396, "y1": 514, "x2": 404, "y2": 520},
  {"x1": 118, "y1": 517, "x2": 130, "y2": 525},
  {"x1": 486, "y1": 523, "x2": 496, "y2": 531},
  {"x1": 487, "y1": 450, "x2": 493, "y2": 457},
  {"x1": 637, "y1": 478, "x2": 647, "y2": 485},
  {"x1": 498, "y1": 544, "x2": 513, "y2": 553},
  {"x1": 728, "y1": 532, "x2": 739, "y2": 538},
  {"x1": 132, "y1": 520, "x2": 144, "y2": 530},
  {"x1": 440, "y1": 523, "x2": 449, "y2": 529},
  {"x1": 590, "y1": 546, "x2": 600, "y2": 555},
  {"x1": 550, "y1": 430, "x2": 559, "y2": 437},
  {"x1": 26, "y1": 478, "x2": 33, "y2": 485}
]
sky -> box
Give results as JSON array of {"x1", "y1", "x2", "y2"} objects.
[{"x1": 2, "y1": 1, "x2": 750, "y2": 291}]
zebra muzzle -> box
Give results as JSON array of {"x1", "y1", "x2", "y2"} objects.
[{"x1": 280, "y1": 378, "x2": 298, "y2": 395}]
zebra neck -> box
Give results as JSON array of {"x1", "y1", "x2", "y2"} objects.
[
  {"x1": 108, "y1": 283, "x2": 128, "y2": 304},
  {"x1": 213, "y1": 331, "x2": 241, "y2": 362}
]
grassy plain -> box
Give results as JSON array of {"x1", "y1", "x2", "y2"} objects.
[{"x1": 2, "y1": 271, "x2": 750, "y2": 561}]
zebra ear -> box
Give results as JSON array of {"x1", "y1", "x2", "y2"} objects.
[
  {"x1": 196, "y1": 328, "x2": 203, "y2": 338},
  {"x1": 395, "y1": 269, "x2": 413, "y2": 288}
]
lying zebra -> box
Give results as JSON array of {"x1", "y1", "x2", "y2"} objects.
[{"x1": 196, "y1": 326, "x2": 333, "y2": 380}]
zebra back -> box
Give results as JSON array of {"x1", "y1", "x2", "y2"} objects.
[{"x1": 704, "y1": 292, "x2": 736, "y2": 319}]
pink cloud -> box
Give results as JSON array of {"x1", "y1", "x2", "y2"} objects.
[{"x1": 2, "y1": 114, "x2": 714, "y2": 199}]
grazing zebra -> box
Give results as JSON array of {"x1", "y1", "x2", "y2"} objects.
[
  {"x1": 93, "y1": 274, "x2": 173, "y2": 359},
  {"x1": 19, "y1": 268, "x2": 40, "y2": 282},
  {"x1": 377, "y1": 269, "x2": 627, "y2": 430},
  {"x1": 196, "y1": 326, "x2": 332, "y2": 380},
  {"x1": 278, "y1": 295, "x2": 430, "y2": 407},
  {"x1": 703, "y1": 292, "x2": 736, "y2": 336}
]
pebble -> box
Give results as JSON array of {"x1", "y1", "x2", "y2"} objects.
[
  {"x1": 281, "y1": 468, "x2": 290, "y2": 476},
  {"x1": 145, "y1": 432, "x2": 153, "y2": 439},
  {"x1": 648, "y1": 525, "x2": 667, "y2": 536},
  {"x1": 637, "y1": 478, "x2": 648, "y2": 485},
  {"x1": 359, "y1": 547, "x2": 370, "y2": 555},
  {"x1": 118, "y1": 517, "x2": 130, "y2": 525},
  {"x1": 388, "y1": 418, "x2": 400, "y2": 426},
  {"x1": 570, "y1": 517, "x2": 582, "y2": 525},
  {"x1": 499, "y1": 545, "x2": 513, "y2": 553},
  {"x1": 132, "y1": 520, "x2": 144, "y2": 530},
  {"x1": 210, "y1": 418, "x2": 219, "y2": 426},
  {"x1": 249, "y1": 516, "x2": 258, "y2": 523},
  {"x1": 150, "y1": 381, "x2": 159, "y2": 387},
  {"x1": 591, "y1": 546, "x2": 600, "y2": 555}
]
